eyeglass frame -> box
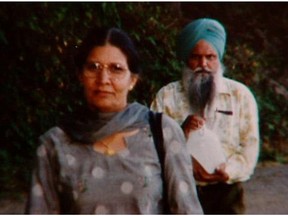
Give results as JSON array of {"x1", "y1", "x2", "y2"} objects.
[{"x1": 82, "y1": 61, "x2": 130, "y2": 80}]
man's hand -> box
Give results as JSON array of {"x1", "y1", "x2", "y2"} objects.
[
  {"x1": 181, "y1": 115, "x2": 205, "y2": 138},
  {"x1": 192, "y1": 157, "x2": 229, "y2": 183}
]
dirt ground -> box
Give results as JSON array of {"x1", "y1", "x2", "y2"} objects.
[
  {"x1": 0, "y1": 162, "x2": 287, "y2": 214},
  {"x1": 244, "y1": 162, "x2": 288, "y2": 214}
]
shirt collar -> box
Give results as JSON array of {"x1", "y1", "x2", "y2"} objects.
[{"x1": 217, "y1": 77, "x2": 230, "y2": 94}]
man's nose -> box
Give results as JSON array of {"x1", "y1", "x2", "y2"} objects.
[{"x1": 199, "y1": 57, "x2": 208, "y2": 67}]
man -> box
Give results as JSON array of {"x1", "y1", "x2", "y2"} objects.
[{"x1": 151, "y1": 18, "x2": 259, "y2": 214}]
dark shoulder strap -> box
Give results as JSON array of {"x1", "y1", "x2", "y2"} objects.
[
  {"x1": 148, "y1": 111, "x2": 170, "y2": 214},
  {"x1": 148, "y1": 111, "x2": 164, "y2": 162}
]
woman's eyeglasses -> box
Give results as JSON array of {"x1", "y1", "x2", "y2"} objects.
[{"x1": 83, "y1": 61, "x2": 128, "y2": 80}]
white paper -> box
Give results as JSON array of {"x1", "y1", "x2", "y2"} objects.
[{"x1": 187, "y1": 125, "x2": 226, "y2": 174}]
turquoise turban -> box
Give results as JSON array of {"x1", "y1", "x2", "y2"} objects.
[{"x1": 176, "y1": 18, "x2": 226, "y2": 63}]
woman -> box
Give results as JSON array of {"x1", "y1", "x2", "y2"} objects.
[{"x1": 26, "y1": 27, "x2": 203, "y2": 214}]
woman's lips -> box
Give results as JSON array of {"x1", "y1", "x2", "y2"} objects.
[{"x1": 93, "y1": 90, "x2": 113, "y2": 96}]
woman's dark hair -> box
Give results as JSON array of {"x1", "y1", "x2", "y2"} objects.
[{"x1": 75, "y1": 27, "x2": 141, "y2": 75}]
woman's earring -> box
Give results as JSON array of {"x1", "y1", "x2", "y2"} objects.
[{"x1": 129, "y1": 85, "x2": 134, "y2": 91}]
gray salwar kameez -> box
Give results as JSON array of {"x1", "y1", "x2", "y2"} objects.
[{"x1": 26, "y1": 102, "x2": 203, "y2": 214}]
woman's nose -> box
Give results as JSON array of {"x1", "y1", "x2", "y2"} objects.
[{"x1": 96, "y1": 69, "x2": 111, "y2": 83}]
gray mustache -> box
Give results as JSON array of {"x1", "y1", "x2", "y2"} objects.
[{"x1": 195, "y1": 69, "x2": 212, "y2": 74}]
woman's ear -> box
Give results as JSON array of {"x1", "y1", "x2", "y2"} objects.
[{"x1": 129, "y1": 74, "x2": 139, "y2": 91}]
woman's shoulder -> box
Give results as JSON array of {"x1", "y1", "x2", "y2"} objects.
[
  {"x1": 38, "y1": 126, "x2": 68, "y2": 146},
  {"x1": 161, "y1": 113, "x2": 181, "y2": 128},
  {"x1": 40, "y1": 126, "x2": 65, "y2": 138},
  {"x1": 154, "y1": 112, "x2": 186, "y2": 142}
]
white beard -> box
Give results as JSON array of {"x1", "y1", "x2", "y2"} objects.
[{"x1": 182, "y1": 65, "x2": 224, "y2": 115}]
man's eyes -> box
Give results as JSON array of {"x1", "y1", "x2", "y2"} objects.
[
  {"x1": 206, "y1": 54, "x2": 217, "y2": 60},
  {"x1": 190, "y1": 54, "x2": 217, "y2": 60}
]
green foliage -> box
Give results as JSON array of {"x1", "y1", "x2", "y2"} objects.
[
  {"x1": 225, "y1": 43, "x2": 288, "y2": 162},
  {"x1": 1, "y1": 2, "x2": 288, "y2": 196}
]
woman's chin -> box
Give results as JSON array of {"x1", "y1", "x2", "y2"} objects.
[{"x1": 89, "y1": 102, "x2": 124, "y2": 113}]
